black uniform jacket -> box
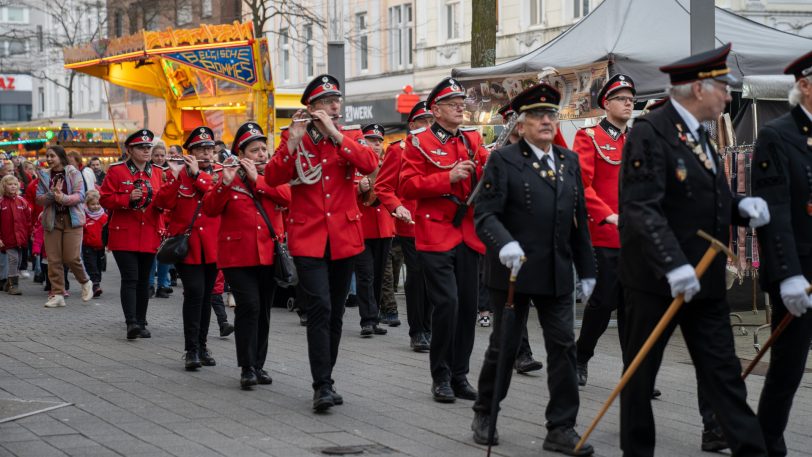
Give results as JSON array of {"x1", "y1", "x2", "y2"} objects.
[
  {"x1": 752, "y1": 105, "x2": 812, "y2": 293},
  {"x1": 618, "y1": 101, "x2": 749, "y2": 300},
  {"x1": 474, "y1": 139, "x2": 596, "y2": 296}
]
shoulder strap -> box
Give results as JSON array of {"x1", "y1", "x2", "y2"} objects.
[
  {"x1": 183, "y1": 200, "x2": 203, "y2": 235},
  {"x1": 240, "y1": 176, "x2": 280, "y2": 242}
]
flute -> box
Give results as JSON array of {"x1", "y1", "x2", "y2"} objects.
[
  {"x1": 292, "y1": 114, "x2": 343, "y2": 123},
  {"x1": 166, "y1": 158, "x2": 213, "y2": 163},
  {"x1": 220, "y1": 160, "x2": 270, "y2": 168}
]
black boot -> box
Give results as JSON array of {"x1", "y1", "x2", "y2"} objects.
[
  {"x1": 471, "y1": 412, "x2": 498, "y2": 445},
  {"x1": 240, "y1": 367, "x2": 257, "y2": 389},
  {"x1": 514, "y1": 353, "x2": 543, "y2": 374},
  {"x1": 199, "y1": 349, "x2": 216, "y2": 366},
  {"x1": 219, "y1": 322, "x2": 235, "y2": 337},
  {"x1": 126, "y1": 324, "x2": 141, "y2": 340},
  {"x1": 313, "y1": 386, "x2": 335, "y2": 412},
  {"x1": 255, "y1": 368, "x2": 272, "y2": 385},
  {"x1": 543, "y1": 427, "x2": 594, "y2": 456},
  {"x1": 184, "y1": 351, "x2": 202, "y2": 371},
  {"x1": 452, "y1": 378, "x2": 477, "y2": 400},
  {"x1": 576, "y1": 361, "x2": 588, "y2": 387},
  {"x1": 701, "y1": 426, "x2": 728, "y2": 452}
]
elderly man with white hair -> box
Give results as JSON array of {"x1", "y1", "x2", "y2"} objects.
[{"x1": 751, "y1": 50, "x2": 812, "y2": 457}]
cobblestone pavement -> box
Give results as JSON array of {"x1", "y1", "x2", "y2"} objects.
[{"x1": 1, "y1": 258, "x2": 811, "y2": 456}]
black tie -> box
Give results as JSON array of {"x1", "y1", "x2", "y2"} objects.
[{"x1": 539, "y1": 155, "x2": 556, "y2": 186}]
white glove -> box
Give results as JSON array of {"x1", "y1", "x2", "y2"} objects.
[
  {"x1": 580, "y1": 278, "x2": 596, "y2": 304},
  {"x1": 738, "y1": 197, "x2": 770, "y2": 228},
  {"x1": 666, "y1": 264, "x2": 701, "y2": 302},
  {"x1": 498, "y1": 241, "x2": 525, "y2": 277},
  {"x1": 779, "y1": 275, "x2": 811, "y2": 317}
]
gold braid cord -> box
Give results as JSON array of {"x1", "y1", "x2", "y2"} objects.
[
  {"x1": 411, "y1": 135, "x2": 458, "y2": 170},
  {"x1": 585, "y1": 128, "x2": 621, "y2": 166}
]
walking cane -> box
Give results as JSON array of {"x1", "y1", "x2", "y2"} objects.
[
  {"x1": 575, "y1": 230, "x2": 737, "y2": 452},
  {"x1": 486, "y1": 257, "x2": 524, "y2": 457},
  {"x1": 740, "y1": 284, "x2": 812, "y2": 380}
]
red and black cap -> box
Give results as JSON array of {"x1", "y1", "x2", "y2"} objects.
[
  {"x1": 659, "y1": 43, "x2": 737, "y2": 86},
  {"x1": 231, "y1": 122, "x2": 267, "y2": 154},
  {"x1": 597, "y1": 74, "x2": 636, "y2": 109},
  {"x1": 125, "y1": 129, "x2": 155, "y2": 148},
  {"x1": 510, "y1": 83, "x2": 561, "y2": 114},
  {"x1": 361, "y1": 124, "x2": 385, "y2": 140},
  {"x1": 301, "y1": 74, "x2": 342, "y2": 105},
  {"x1": 408, "y1": 101, "x2": 432, "y2": 123},
  {"x1": 427, "y1": 77, "x2": 465, "y2": 109},
  {"x1": 183, "y1": 126, "x2": 216, "y2": 150},
  {"x1": 784, "y1": 50, "x2": 812, "y2": 82},
  {"x1": 497, "y1": 103, "x2": 515, "y2": 122}
]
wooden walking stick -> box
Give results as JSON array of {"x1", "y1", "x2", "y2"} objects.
[
  {"x1": 575, "y1": 230, "x2": 738, "y2": 452},
  {"x1": 741, "y1": 284, "x2": 812, "y2": 380}
]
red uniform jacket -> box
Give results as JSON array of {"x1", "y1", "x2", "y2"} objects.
[
  {"x1": 265, "y1": 124, "x2": 379, "y2": 260},
  {"x1": 572, "y1": 118, "x2": 626, "y2": 249},
  {"x1": 82, "y1": 212, "x2": 108, "y2": 250},
  {"x1": 0, "y1": 195, "x2": 31, "y2": 250},
  {"x1": 154, "y1": 167, "x2": 221, "y2": 265},
  {"x1": 24, "y1": 178, "x2": 42, "y2": 230},
  {"x1": 99, "y1": 160, "x2": 165, "y2": 253},
  {"x1": 355, "y1": 153, "x2": 395, "y2": 240},
  {"x1": 400, "y1": 123, "x2": 488, "y2": 254},
  {"x1": 374, "y1": 139, "x2": 416, "y2": 238},
  {"x1": 203, "y1": 171, "x2": 291, "y2": 269}
]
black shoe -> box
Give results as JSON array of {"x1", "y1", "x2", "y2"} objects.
[
  {"x1": 313, "y1": 386, "x2": 335, "y2": 412},
  {"x1": 126, "y1": 324, "x2": 141, "y2": 340},
  {"x1": 452, "y1": 379, "x2": 478, "y2": 401},
  {"x1": 425, "y1": 332, "x2": 432, "y2": 345},
  {"x1": 651, "y1": 388, "x2": 661, "y2": 399},
  {"x1": 92, "y1": 284, "x2": 102, "y2": 297},
  {"x1": 155, "y1": 287, "x2": 170, "y2": 298},
  {"x1": 240, "y1": 367, "x2": 258, "y2": 389},
  {"x1": 432, "y1": 381, "x2": 456, "y2": 403},
  {"x1": 543, "y1": 427, "x2": 594, "y2": 456},
  {"x1": 514, "y1": 354, "x2": 544, "y2": 374},
  {"x1": 330, "y1": 385, "x2": 343, "y2": 405},
  {"x1": 410, "y1": 334, "x2": 430, "y2": 352},
  {"x1": 148, "y1": 285, "x2": 155, "y2": 298},
  {"x1": 139, "y1": 326, "x2": 151, "y2": 338},
  {"x1": 199, "y1": 349, "x2": 216, "y2": 366},
  {"x1": 383, "y1": 312, "x2": 401, "y2": 327},
  {"x1": 170, "y1": 279, "x2": 178, "y2": 287},
  {"x1": 372, "y1": 325, "x2": 387, "y2": 335},
  {"x1": 577, "y1": 362, "x2": 588, "y2": 387},
  {"x1": 360, "y1": 326, "x2": 373, "y2": 338},
  {"x1": 255, "y1": 368, "x2": 273, "y2": 385},
  {"x1": 471, "y1": 412, "x2": 498, "y2": 445},
  {"x1": 345, "y1": 294, "x2": 358, "y2": 308},
  {"x1": 219, "y1": 322, "x2": 235, "y2": 337},
  {"x1": 33, "y1": 272, "x2": 44, "y2": 284},
  {"x1": 184, "y1": 351, "x2": 202, "y2": 371},
  {"x1": 701, "y1": 427, "x2": 728, "y2": 452}
]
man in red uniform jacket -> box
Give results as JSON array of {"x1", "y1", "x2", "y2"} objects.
[
  {"x1": 400, "y1": 77, "x2": 489, "y2": 403},
  {"x1": 571, "y1": 74, "x2": 635, "y2": 387},
  {"x1": 375, "y1": 102, "x2": 434, "y2": 352},
  {"x1": 265, "y1": 73, "x2": 378, "y2": 412},
  {"x1": 100, "y1": 129, "x2": 165, "y2": 339}
]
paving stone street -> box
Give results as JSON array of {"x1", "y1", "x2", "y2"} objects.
[{"x1": 1, "y1": 257, "x2": 811, "y2": 457}]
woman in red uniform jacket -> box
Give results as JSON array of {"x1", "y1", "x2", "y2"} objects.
[
  {"x1": 155, "y1": 127, "x2": 222, "y2": 371},
  {"x1": 203, "y1": 122, "x2": 290, "y2": 389},
  {"x1": 99, "y1": 130, "x2": 165, "y2": 340}
]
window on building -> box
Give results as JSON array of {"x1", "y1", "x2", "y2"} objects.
[
  {"x1": 202, "y1": 0, "x2": 213, "y2": 18},
  {"x1": 4, "y1": 7, "x2": 28, "y2": 23},
  {"x1": 38, "y1": 87, "x2": 45, "y2": 113},
  {"x1": 357, "y1": 13, "x2": 368, "y2": 72},
  {"x1": 114, "y1": 11, "x2": 123, "y2": 37},
  {"x1": 573, "y1": 0, "x2": 589, "y2": 18},
  {"x1": 128, "y1": 9, "x2": 139, "y2": 34},
  {"x1": 530, "y1": 0, "x2": 543, "y2": 25},
  {"x1": 8, "y1": 39, "x2": 26, "y2": 56},
  {"x1": 445, "y1": 1, "x2": 460, "y2": 40},
  {"x1": 37, "y1": 25, "x2": 43, "y2": 51},
  {"x1": 176, "y1": 1, "x2": 192, "y2": 25},
  {"x1": 280, "y1": 28, "x2": 290, "y2": 81},
  {"x1": 389, "y1": 4, "x2": 414, "y2": 69},
  {"x1": 304, "y1": 24, "x2": 314, "y2": 77}
]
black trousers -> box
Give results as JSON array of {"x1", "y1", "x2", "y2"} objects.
[
  {"x1": 176, "y1": 263, "x2": 217, "y2": 352},
  {"x1": 112, "y1": 251, "x2": 155, "y2": 326},
  {"x1": 576, "y1": 247, "x2": 624, "y2": 362},
  {"x1": 400, "y1": 236, "x2": 432, "y2": 337},
  {"x1": 757, "y1": 291, "x2": 812, "y2": 456},
  {"x1": 296, "y1": 253, "x2": 355, "y2": 389},
  {"x1": 420, "y1": 243, "x2": 479, "y2": 383},
  {"x1": 222, "y1": 266, "x2": 275, "y2": 369},
  {"x1": 354, "y1": 238, "x2": 392, "y2": 327},
  {"x1": 474, "y1": 290, "x2": 580, "y2": 429},
  {"x1": 81, "y1": 246, "x2": 105, "y2": 286},
  {"x1": 620, "y1": 288, "x2": 766, "y2": 457},
  {"x1": 210, "y1": 293, "x2": 228, "y2": 325}
]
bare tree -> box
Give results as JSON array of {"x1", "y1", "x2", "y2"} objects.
[
  {"x1": 243, "y1": 0, "x2": 326, "y2": 43},
  {"x1": 471, "y1": 0, "x2": 497, "y2": 68}
]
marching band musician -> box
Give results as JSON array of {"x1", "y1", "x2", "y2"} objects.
[
  {"x1": 203, "y1": 122, "x2": 290, "y2": 390},
  {"x1": 399, "y1": 77, "x2": 489, "y2": 403},
  {"x1": 99, "y1": 130, "x2": 165, "y2": 340},
  {"x1": 154, "y1": 126, "x2": 221, "y2": 371},
  {"x1": 374, "y1": 102, "x2": 434, "y2": 352},
  {"x1": 265, "y1": 74, "x2": 378, "y2": 412},
  {"x1": 354, "y1": 123, "x2": 394, "y2": 338},
  {"x1": 470, "y1": 83, "x2": 596, "y2": 455}
]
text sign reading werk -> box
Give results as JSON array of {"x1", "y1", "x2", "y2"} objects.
[{"x1": 165, "y1": 46, "x2": 257, "y2": 86}]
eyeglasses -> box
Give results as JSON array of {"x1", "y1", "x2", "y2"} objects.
[
  {"x1": 315, "y1": 96, "x2": 342, "y2": 106},
  {"x1": 436, "y1": 102, "x2": 466, "y2": 110},
  {"x1": 525, "y1": 110, "x2": 560, "y2": 121},
  {"x1": 607, "y1": 96, "x2": 635, "y2": 104}
]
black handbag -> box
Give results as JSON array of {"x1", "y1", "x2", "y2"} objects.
[
  {"x1": 243, "y1": 178, "x2": 298, "y2": 287},
  {"x1": 156, "y1": 201, "x2": 202, "y2": 264}
]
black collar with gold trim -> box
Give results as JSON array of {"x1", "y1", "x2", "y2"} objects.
[
  {"x1": 306, "y1": 123, "x2": 325, "y2": 144},
  {"x1": 430, "y1": 122, "x2": 460, "y2": 144},
  {"x1": 127, "y1": 159, "x2": 152, "y2": 177},
  {"x1": 599, "y1": 118, "x2": 625, "y2": 141}
]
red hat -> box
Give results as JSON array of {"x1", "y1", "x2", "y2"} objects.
[
  {"x1": 660, "y1": 43, "x2": 737, "y2": 86},
  {"x1": 408, "y1": 101, "x2": 432, "y2": 123},
  {"x1": 125, "y1": 129, "x2": 154, "y2": 148},
  {"x1": 361, "y1": 123, "x2": 385, "y2": 140},
  {"x1": 426, "y1": 77, "x2": 466, "y2": 109},
  {"x1": 784, "y1": 50, "x2": 812, "y2": 82},
  {"x1": 597, "y1": 74, "x2": 636, "y2": 109},
  {"x1": 183, "y1": 126, "x2": 216, "y2": 150},
  {"x1": 301, "y1": 74, "x2": 342, "y2": 105},
  {"x1": 231, "y1": 122, "x2": 267, "y2": 154},
  {"x1": 497, "y1": 103, "x2": 515, "y2": 122}
]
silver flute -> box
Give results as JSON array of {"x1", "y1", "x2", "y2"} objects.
[{"x1": 292, "y1": 114, "x2": 343, "y2": 123}]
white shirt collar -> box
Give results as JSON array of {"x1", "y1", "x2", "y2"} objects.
[
  {"x1": 525, "y1": 140, "x2": 554, "y2": 162},
  {"x1": 670, "y1": 98, "x2": 701, "y2": 137},
  {"x1": 800, "y1": 104, "x2": 812, "y2": 123}
]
